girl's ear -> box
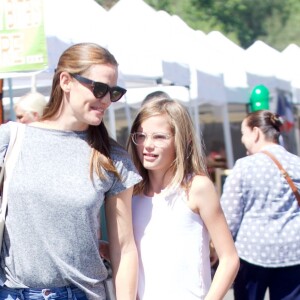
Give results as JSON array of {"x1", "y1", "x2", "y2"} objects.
[{"x1": 60, "y1": 72, "x2": 72, "y2": 92}]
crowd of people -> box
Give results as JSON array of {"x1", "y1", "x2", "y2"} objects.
[{"x1": 0, "y1": 42, "x2": 299, "y2": 300}]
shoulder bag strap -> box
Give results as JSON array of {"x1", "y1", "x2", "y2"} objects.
[
  {"x1": 0, "y1": 122, "x2": 19, "y2": 184},
  {"x1": 261, "y1": 150, "x2": 300, "y2": 206},
  {"x1": 0, "y1": 123, "x2": 26, "y2": 217}
]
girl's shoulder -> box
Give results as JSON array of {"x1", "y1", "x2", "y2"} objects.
[
  {"x1": 187, "y1": 175, "x2": 218, "y2": 212},
  {"x1": 189, "y1": 174, "x2": 215, "y2": 193}
]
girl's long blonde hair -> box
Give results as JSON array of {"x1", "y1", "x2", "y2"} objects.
[{"x1": 127, "y1": 99, "x2": 208, "y2": 195}]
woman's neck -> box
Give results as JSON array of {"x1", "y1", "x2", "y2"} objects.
[
  {"x1": 253, "y1": 140, "x2": 277, "y2": 154},
  {"x1": 30, "y1": 120, "x2": 88, "y2": 132}
]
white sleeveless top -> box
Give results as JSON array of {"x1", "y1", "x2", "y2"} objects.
[{"x1": 132, "y1": 186, "x2": 211, "y2": 300}]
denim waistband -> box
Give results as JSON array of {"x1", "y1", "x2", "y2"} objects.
[{"x1": 0, "y1": 285, "x2": 87, "y2": 300}]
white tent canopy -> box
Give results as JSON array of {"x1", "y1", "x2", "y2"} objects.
[
  {"x1": 204, "y1": 31, "x2": 250, "y2": 104},
  {"x1": 154, "y1": 11, "x2": 193, "y2": 87},
  {"x1": 125, "y1": 85, "x2": 190, "y2": 108},
  {"x1": 205, "y1": 31, "x2": 248, "y2": 88},
  {"x1": 244, "y1": 40, "x2": 291, "y2": 93},
  {"x1": 281, "y1": 44, "x2": 300, "y2": 100},
  {"x1": 106, "y1": 0, "x2": 163, "y2": 83},
  {"x1": 44, "y1": 0, "x2": 108, "y2": 46},
  {"x1": 4, "y1": 0, "x2": 300, "y2": 161}
]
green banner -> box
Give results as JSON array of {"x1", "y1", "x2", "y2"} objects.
[{"x1": 0, "y1": 0, "x2": 48, "y2": 73}]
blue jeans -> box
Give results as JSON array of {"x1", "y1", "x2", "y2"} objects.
[
  {"x1": 234, "y1": 259, "x2": 300, "y2": 300},
  {"x1": 0, "y1": 285, "x2": 88, "y2": 300}
]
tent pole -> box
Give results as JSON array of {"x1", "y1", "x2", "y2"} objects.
[
  {"x1": 0, "y1": 79, "x2": 3, "y2": 124},
  {"x1": 294, "y1": 105, "x2": 300, "y2": 156},
  {"x1": 8, "y1": 78, "x2": 15, "y2": 121},
  {"x1": 124, "y1": 101, "x2": 132, "y2": 136},
  {"x1": 221, "y1": 103, "x2": 234, "y2": 168},
  {"x1": 31, "y1": 74, "x2": 37, "y2": 92},
  {"x1": 193, "y1": 99, "x2": 200, "y2": 141},
  {"x1": 108, "y1": 106, "x2": 116, "y2": 139}
]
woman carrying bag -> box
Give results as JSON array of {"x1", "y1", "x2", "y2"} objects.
[
  {"x1": 0, "y1": 43, "x2": 141, "y2": 300},
  {"x1": 221, "y1": 110, "x2": 300, "y2": 300}
]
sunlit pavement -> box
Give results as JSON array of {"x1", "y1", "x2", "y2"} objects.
[{"x1": 224, "y1": 288, "x2": 270, "y2": 300}]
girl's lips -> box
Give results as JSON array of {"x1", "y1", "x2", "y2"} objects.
[
  {"x1": 143, "y1": 153, "x2": 158, "y2": 157},
  {"x1": 143, "y1": 153, "x2": 158, "y2": 161}
]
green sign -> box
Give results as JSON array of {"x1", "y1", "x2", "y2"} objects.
[{"x1": 0, "y1": 0, "x2": 48, "y2": 73}]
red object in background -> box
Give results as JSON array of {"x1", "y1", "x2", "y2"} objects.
[
  {"x1": 277, "y1": 94, "x2": 294, "y2": 132},
  {"x1": 0, "y1": 80, "x2": 3, "y2": 124}
]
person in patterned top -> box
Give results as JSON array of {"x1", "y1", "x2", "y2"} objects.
[{"x1": 221, "y1": 110, "x2": 300, "y2": 300}]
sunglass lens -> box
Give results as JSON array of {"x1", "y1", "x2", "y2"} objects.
[
  {"x1": 93, "y1": 82, "x2": 126, "y2": 102},
  {"x1": 111, "y1": 90, "x2": 123, "y2": 102},
  {"x1": 93, "y1": 83, "x2": 109, "y2": 99},
  {"x1": 110, "y1": 87, "x2": 127, "y2": 102}
]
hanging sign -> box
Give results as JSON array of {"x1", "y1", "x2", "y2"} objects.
[{"x1": 0, "y1": 0, "x2": 48, "y2": 72}]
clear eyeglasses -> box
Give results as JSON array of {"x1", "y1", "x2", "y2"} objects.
[{"x1": 131, "y1": 132, "x2": 173, "y2": 147}]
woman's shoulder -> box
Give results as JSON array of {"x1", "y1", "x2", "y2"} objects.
[
  {"x1": 109, "y1": 138, "x2": 140, "y2": 176},
  {"x1": 233, "y1": 153, "x2": 260, "y2": 168},
  {"x1": 0, "y1": 121, "x2": 14, "y2": 144},
  {"x1": 110, "y1": 139, "x2": 136, "y2": 165},
  {"x1": 110, "y1": 139, "x2": 128, "y2": 157},
  {"x1": 0, "y1": 122, "x2": 16, "y2": 161},
  {"x1": 0, "y1": 121, "x2": 13, "y2": 132}
]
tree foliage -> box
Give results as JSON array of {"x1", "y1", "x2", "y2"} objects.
[
  {"x1": 189, "y1": 0, "x2": 295, "y2": 48},
  {"x1": 96, "y1": 0, "x2": 117, "y2": 9},
  {"x1": 95, "y1": 0, "x2": 300, "y2": 50}
]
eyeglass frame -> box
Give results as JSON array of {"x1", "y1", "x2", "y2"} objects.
[
  {"x1": 131, "y1": 132, "x2": 173, "y2": 147},
  {"x1": 70, "y1": 74, "x2": 127, "y2": 102}
]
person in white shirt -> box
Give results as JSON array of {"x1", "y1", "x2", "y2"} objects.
[{"x1": 127, "y1": 98, "x2": 239, "y2": 300}]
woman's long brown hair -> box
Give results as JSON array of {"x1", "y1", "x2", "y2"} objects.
[{"x1": 41, "y1": 43, "x2": 120, "y2": 180}]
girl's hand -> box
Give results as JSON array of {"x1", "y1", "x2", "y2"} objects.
[
  {"x1": 210, "y1": 242, "x2": 219, "y2": 266},
  {"x1": 99, "y1": 240, "x2": 110, "y2": 261}
]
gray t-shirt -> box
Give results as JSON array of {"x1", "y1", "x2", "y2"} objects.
[{"x1": 0, "y1": 122, "x2": 141, "y2": 300}]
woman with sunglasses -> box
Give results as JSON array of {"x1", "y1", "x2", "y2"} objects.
[
  {"x1": 127, "y1": 99, "x2": 239, "y2": 300},
  {"x1": 0, "y1": 43, "x2": 141, "y2": 300}
]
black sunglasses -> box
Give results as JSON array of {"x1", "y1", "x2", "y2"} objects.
[{"x1": 70, "y1": 74, "x2": 127, "y2": 102}]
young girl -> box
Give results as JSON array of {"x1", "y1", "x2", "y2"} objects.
[{"x1": 127, "y1": 99, "x2": 239, "y2": 300}]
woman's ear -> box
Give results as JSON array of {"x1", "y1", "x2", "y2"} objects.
[
  {"x1": 60, "y1": 72, "x2": 72, "y2": 92},
  {"x1": 31, "y1": 111, "x2": 40, "y2": 121},
  {"x1": 253, "y1": 126, "x2": 261, "y2": 142}
]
